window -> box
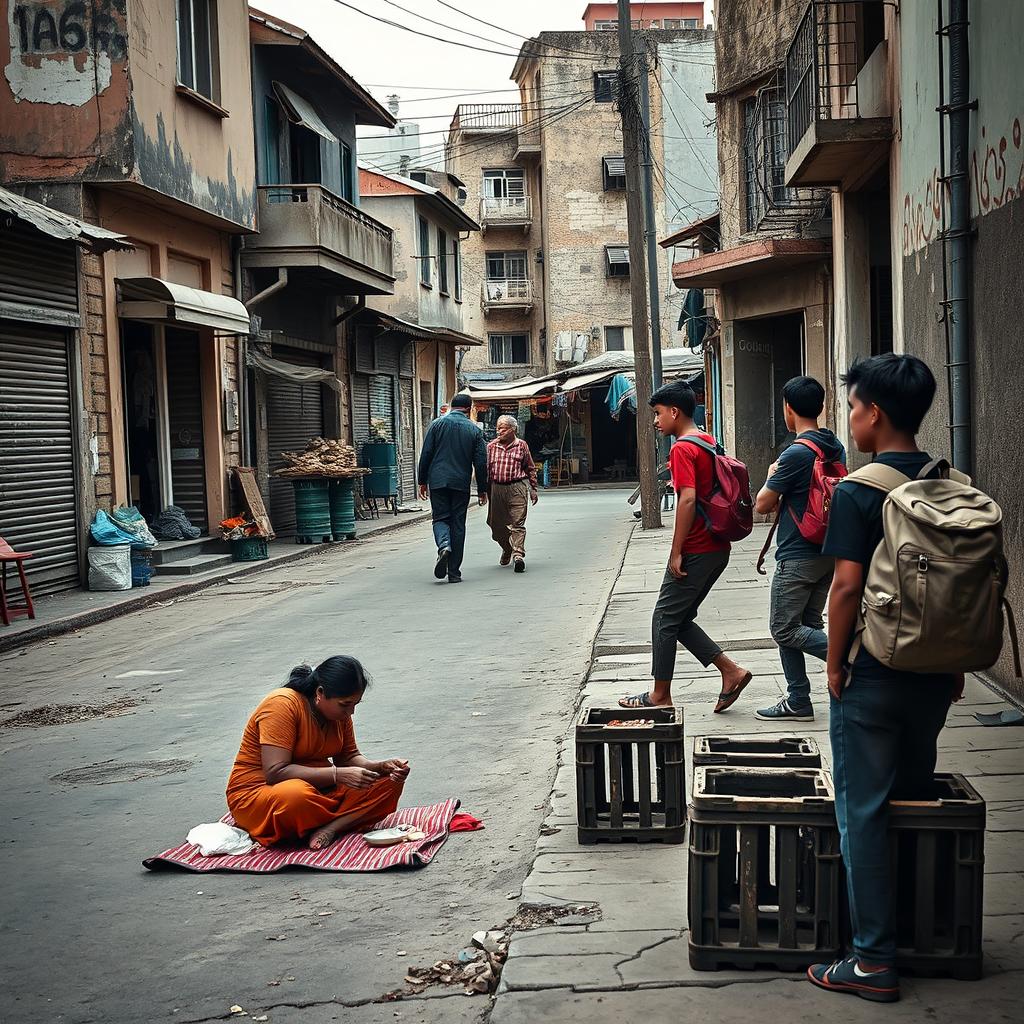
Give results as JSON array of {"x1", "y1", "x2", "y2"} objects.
[
  {"x1": 176, "y1": 0, "x2": 219, "y2": 102},
  {"x1": 418, "y1": 216, "x2": 431, "y2": 285},
  {"x1": 290, "y1": 125, "x2": 321, "y2": 185},
  {"x1": 263, "y1": 98, "x2": 281, "y2": 183},
  {"x1": 605, "y1": 245, "x2": 630, "y2": 278},
  {"x1": 437, "y1": 227, "x2": 449, "y2": 294},
  {"x1": 605, "y1": 326, "x2": 626, "y2": 351},
  {"x1": 602, "y1": 156, "x2": 626, "y2": 191},
  {"x1": 485, "y1": 251, "x2": 527, "y2": 281},
  {"x1": 489, "y1": 333, "x2": 530, "y2": 365},
  {"x1": 663, "y1": 18, "x2": 701, "y2": 29},
  {"x1": 453, "y1": 236, "x2": 462, "y2": 300},
  {"x1": 483, "y1": 168, "x2": 525, "y2": 199},
  {"x1": 340, "y1": 142, "x2": 353, "y2": 202},
  {"x1": 593, "y1": 71, "x2": 618, "y2": 103},
  {"x1": 742, "y1": 96, "x2": 758, "y2": 233},
  {"x1": 593, "y1": 19, "x2": 617, "y2": 31}
]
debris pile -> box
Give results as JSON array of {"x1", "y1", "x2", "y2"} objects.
[
  {"x1": 396, "y1": 930, "x2": 509, "y2": 998},
  {"x1": 273, "y1": 437, "x2": 370, "y2": 479}
]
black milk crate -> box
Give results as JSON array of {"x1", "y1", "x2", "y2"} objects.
[
  {"x1": 693, "y1": 735, "x2": 821, "y2": 769},
  {"x1": 575, "y1": 705, "x2": 686, "y2": 844},
  {"x1": 887, "y1": 772, "x2": 985, "y2": 980},
  {"x1": 688, "y1": 766, "x2": 842, "y2": 971}
]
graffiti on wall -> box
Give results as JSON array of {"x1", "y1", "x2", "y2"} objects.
[
  {"x1": 903, "y1": 115, "x2": 1024, "y2": 257},
  {"x1": 5, "y1": 0, "x2": 127, "y2": 106}
]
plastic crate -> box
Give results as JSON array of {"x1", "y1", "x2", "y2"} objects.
[
  {"x1": 575, "y1": 705, "x2": 686, "y2": 844},
  {"x1": 688, "y1": 766, "x2": 842, "y2": 971},
  {"x1": 230, "y1": 536, "x2": 269, "y2": 562},
  {"x1": 693, "y1": 736, "x2": 821, "y2": 769},
  {"x1": 887, "y1": 773, "x2": 985, "y2": 980}
]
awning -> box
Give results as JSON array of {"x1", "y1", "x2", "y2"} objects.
[
  {"x1": 272, "y1": 82, "x2": 338, "y2": 143},
  {"x1": 116, "y1": 277, "x2": 252, "y2": 334},
  {"x1": 603, "y1": 156, "x2": 626, "y2": 176},
  {"x1": 559, "y1": 368, "x2": 621, "y2": 393},
  {"x1": 606, "y1": 245, "x2": 630, "y2": 266},
  {"x1": 671, "y1": 238, "x2": 830, "y2": 289},
  {"x1": 0, "y1": 185, "x2": 132, "y2": 253},
  {"x1": 359, "y1": 308, "x2": 484, "y2": 346},
  {"x1": 465, "y1": 379, "x2": 557, "y2": 401},
  {"x1": 660, "y1": 210, "x2": 721, "y2": 249},
  {"x1": 248, "y1": 349, "x2": 342, "y2": 392}
]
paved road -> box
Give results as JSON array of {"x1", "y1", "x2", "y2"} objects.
[{"x1": 0, "y1": 490, "x2": 634, "y2": 1024}]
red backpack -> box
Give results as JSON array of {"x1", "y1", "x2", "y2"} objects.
[
  {"x1": 678, "y1": 436, "x2": 754, "y2": 542},
  {"x1": 756, "y1": 437, "x2": 848, "y2": 574}
]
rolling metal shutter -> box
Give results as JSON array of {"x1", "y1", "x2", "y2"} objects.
[
  {"x1": 164, "y1": 329, "x2": 208, "y2": 533},
  {"x1": 267, "y1": 347, "x2": 325, "y2": 536},
  {"x1": 0, "y1": 323, "x2": 80, "y2": 594},
  {"x1": 399, "y1": 376, "x2": 416, "y2": 502},
  {"x1": 0, "y1": 223, "x2": 77, "y2": 313},
  {"x1": 351, "y1": 373, "x2": 370, "y2": 449}
]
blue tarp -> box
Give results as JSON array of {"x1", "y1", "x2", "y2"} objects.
[{"x1": 605, "y1": 374, "x2": 636, "y2": 420}]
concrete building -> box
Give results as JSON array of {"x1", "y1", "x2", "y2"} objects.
[
  {"x1": 581, "y1": 2, "x2": 704, "y2": 32},
  {"x1": 360, "y1": 96, "x2": 425, "y2": 177},
  {"x1": 243, "y1": 10, "x2": 397, "y2": 534},
  {"x1": 358, "y1": 167, "x2": 484, "y2": 500},
  {"x1": 0, "y1": 0, "x2": 257, "y2": 586}
]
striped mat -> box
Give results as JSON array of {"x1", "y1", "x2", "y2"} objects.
[{"x1": 143, "y1": 799, "x2": 459, "y2": 873}]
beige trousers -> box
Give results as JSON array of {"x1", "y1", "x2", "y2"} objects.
[{"x1": 487, "y1": 480, "x2": 530, "y2": 559}]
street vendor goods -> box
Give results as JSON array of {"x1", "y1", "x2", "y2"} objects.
[{"x1": 274, "y1": 437, "x2": 370, "y2": 479}]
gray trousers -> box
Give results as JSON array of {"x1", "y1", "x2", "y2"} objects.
[
  {"x1": 651, "y1": 549, "x2": 730, "y2": 681},
  {"x1": 769, "y1": 555, "x2": 834, "y2": 705}
]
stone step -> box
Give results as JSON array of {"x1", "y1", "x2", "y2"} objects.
[
  {"x1": 152, "y1": 553, "x2": 234, "y2": 577},
  {"x1": 151, "y1": 536, "x2": 229, "y2": 565}
]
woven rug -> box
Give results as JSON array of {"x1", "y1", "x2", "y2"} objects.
[{"x1": 143, "y1": 799, "x2": 459, "y2": 873}]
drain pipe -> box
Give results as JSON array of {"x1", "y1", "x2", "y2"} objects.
[
  {"x1": 233, "y1": 236, "x2": 251, "y2": 468},
  {"x1": 944, "y1": 0, "x2": 974, "y2": 473}
]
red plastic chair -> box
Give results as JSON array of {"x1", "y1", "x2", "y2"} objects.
[{"x1": 0, "y1": 537, "x2": 35, "y2": 626}]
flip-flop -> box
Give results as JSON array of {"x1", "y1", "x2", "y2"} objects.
[
  {"x1": 714, "y1": 671, "x2": 753, "y2": 714},
  {"x1": 618, "y1": 692, "x2": 672, "y2": 709}
]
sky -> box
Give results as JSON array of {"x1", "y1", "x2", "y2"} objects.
[{"x1": 253, "y1": 0, "x2": 715, "y2": 165}]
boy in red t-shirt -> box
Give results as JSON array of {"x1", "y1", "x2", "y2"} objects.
[{"x1": 620, "y1": 381, "x2": 753, "y2": 710}]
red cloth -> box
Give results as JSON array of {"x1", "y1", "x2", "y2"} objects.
[
  {"x1": 668, "y1": 432, "x2": 731, "y2": 555},
  {"x1": 449, "y1": 812, "x2": 484, "y2": 832},
  {"x1": 487, "y1": 438, "x2": 538, "y2": 489}
]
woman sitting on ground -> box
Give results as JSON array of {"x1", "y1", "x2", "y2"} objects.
[{"x1": 226, "y1": 656, "x2": 410, "y2": 850}]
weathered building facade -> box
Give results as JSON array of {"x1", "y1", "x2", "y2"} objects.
[{"x1": 1, "y1": 0, "x2": 256, "y2": 585}]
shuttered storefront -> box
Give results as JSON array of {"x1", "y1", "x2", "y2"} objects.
[
  {"x1": 267, "y1": 347, "x2": 326, "y2": 535},
  {"x1": 0, "y1": 323, "x2": 80, "y2": 594},
  {"x1": 0, "y1": 223, "x2": 78, "y2": 316},
  {"x1": 399, "y1": 377, "x2": 416, "y2": 501},
  {"x1": 164, "y1": 328, "x2": 208, "y2": 533}
]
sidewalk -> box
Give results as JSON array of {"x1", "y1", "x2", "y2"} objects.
[
  {"x1": 492, "y1": 526, "x2": 1024, "y2": 1023},
  {"x1": 0, "y1": 508, "x2": 433, "y2": 653}
]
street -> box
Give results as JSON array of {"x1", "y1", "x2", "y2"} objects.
[{"x1": 0, "y1": 490, "x2": 634, "y2": 1024}]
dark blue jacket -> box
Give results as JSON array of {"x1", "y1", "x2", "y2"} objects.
[{"x1": 417, "y1": 410, "x2": 489, "y2": 494}]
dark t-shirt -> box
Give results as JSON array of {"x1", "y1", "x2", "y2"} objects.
[
  {"x1": 823, "y1": 451, "x2": 956, "y2": 685},
  {"x1": 766, "y1": 428, "x2": 846, "y2": 562}
]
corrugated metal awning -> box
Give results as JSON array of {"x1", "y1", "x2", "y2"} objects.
[
  {"x1": 558, "y1": 368, "x2": 621, "y2": 393},
  {"x1": 603, "y1": 156, "x2": 626, "y2": 176},
  {"x1": 248, "y1": 349, "x2": 342, "y2": 392},
  {"x1": 465, "y1": 379, "x2": 556, "y2": 401},
  {"x1": 116, "y1": 277, "x2": 252, "y2": 334},
  {"x1": 273, "y1": 81, "x2": 338, "y2": 143},
  {"x1": 0, "y1": 186, "x2": 132, "y2": 253},
  {"x1": 606, "y1": 245, "x2": 630, "y2": 265}
]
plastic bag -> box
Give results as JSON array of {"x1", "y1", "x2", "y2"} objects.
[
  {"x1": 110, "y1": 505, "x2": 158, "y2": 549},
  {"x1": 87, "y1": 544, "x2": 132, "y2": 591},
  {"x1": 186, "y1": 822, "x2": 256, "y2": 857},
  {"x1": 90, "y1": 510, "x2": 137, "y2": 547}
]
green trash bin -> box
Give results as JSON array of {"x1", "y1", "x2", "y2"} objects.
[
  {"x1": 292, "y1": 478, "x2": 332, "y2": 544},
  {"x1": 361, "y1": 441, "x2": 399, "y2": 500},
  {"x1": 329, "y1": 478, "x2": 357, "y2": 541}
]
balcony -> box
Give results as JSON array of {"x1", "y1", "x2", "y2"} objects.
[
  {"x1": 482, "y1": 278, "x2": 534, "y2": 315},
  {"x1": 515, "y1": 122, "x2": 541, "y2": 161},
  {"x1": 479, "y1": 196, "x2": 533, "y2": 232},
  {"x1": 784, "y1": 1, "x2": 892, "y2": 190},
  {"x1": 452, "y1": 103, "x2": 522, "y2": 133},
  {"x1": 244, "y1": 184, "x2": 395, "y2": 294}
]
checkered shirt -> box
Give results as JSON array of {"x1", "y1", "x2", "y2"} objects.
[{"x1": 487, "y1": 437, "x2": 538, "y2": 489}]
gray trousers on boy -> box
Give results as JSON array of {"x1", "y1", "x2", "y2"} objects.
[
  {"x1": 769, "y1": 555, "x2": 833, "y2": 705},
  {"x1": 651, "y1": 549, "x2": 730, "y2": 681}
]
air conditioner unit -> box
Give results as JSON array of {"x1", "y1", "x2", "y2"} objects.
[
  {"x1": 572, "y1": 333, "x2": 589, "y2": 363},
  {"x1": 554, "y1": 330, "x2": 573, "y2": 362}
]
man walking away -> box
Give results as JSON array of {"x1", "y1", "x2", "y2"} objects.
[
  {"x1": 417, "y1": 393, "x2": 488, "y2": 583},
  {"x1": 619, "y1": 381, "x2": 752, "y2": 710},
  {"x1": 754, "y1": 376, "x2": 846, "y2": 722},
  {"x1": 807, "y1": 354, "x2": 961, "y2": 1003},
  {"x1": 486, "y1": 415, "x2": 538, "y2": 573}
]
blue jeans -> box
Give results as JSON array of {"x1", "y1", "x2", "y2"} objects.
[
  {"x1": 829, "y1": 675, "x2": 953, "y2": 964},
  {"x1": 769, "y1": 557, "x2": 833, "y2": 705},
  {"x1": 430, "y1": 487, "x2": 471, "y2": 577}
]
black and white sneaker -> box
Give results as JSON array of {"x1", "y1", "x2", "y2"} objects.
[
  {"x1": 513, "y1": 558, "x2": 526, "y2": 573},
  {"x1": 755, "y1": 698, "x2": 814, "y2": 722},
  {"x1": 434, "y1": 547, "x2": 451, "y2": 580}
]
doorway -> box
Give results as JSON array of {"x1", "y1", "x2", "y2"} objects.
[
  {"x1": 589, "y1": 384, "x2": 637, "y2": 480},
  {"x1": 121, "y1": 322, "x2": 209, "y2": 531}
]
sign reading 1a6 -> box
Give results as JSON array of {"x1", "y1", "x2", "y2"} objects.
[{"x1": 11, "y1": 1, "x2": 127, "y2": 62}]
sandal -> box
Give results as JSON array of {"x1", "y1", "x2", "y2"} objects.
[
  {"x1": 714, "y1": 671, "x2": 753, "y2": 714},
  {"x1": 618, "y1": 692, "x2": 671, "y2": 709}
]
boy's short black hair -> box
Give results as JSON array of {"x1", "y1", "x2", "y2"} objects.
[
  {"x1": 782, "y1": 375, "x2": 825, "y2": 418},
  {"x1": 842, "y1": 353, "x2": 936, "y2": 434},
  {"x1": 649, "y1": 380, "x2": 696, "y2": 417}
]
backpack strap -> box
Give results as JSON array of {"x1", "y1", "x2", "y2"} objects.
[
  {"x1": 756, "y1": 507, "x2": 781, "y2": 576},
  {"x1": 844, "y1": 463, "x2": 913, "y2": 494},
  {"x1": 677, "y1": 435, "x2": 718, "y2": 458},
  {"x1": 792, "y1": 437, "x2": 825, "y2": 459},
  {"x1": 918, "y1": 457, "x2": 972, "y2": 486},
  {"x1": 1002, "y1": 599, "x2": 1022, "y2": 678}
]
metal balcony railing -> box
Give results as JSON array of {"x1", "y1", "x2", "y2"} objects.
[
  {"x1": 479, "y1": 196, "x2": 533, "y2": 225},
  {"x1": 482, "y1": 278, "x2": 533, "y2": 306},
  {"x1": 785, "y1": 1, "x2": 882, "y2": 159},
  {"x1": 452, "y1": 103, "x2": 522, "y2": 132}
]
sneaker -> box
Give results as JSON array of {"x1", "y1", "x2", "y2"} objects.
[
  {"x1": 499, "y1": 552, "x2": 512, "y2": 566},
  {"x1": 755, "y1": 698, "x2": 814, "y2": 722},
  {"x1": 513, "y1": 558, "x2": 526, "y2": 573},
  {"x1": 807, "y1": 956, "x2": 899, "y2": 1003},
  {"x1": 447, "y1": 574, "x2": 463, "y2": 584},
  {"x1": 434, "y1": 547, "x2": 451, "y2": 580}
]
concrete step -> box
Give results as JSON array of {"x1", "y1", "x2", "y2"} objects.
[
  {"x1": 151, "y1": 537, "x2": 230, "y2": 565},
  {"x1": 153, "y1": 553, "x2": 234, "y2": 577}
]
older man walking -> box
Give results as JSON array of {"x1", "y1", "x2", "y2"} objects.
[
  {"x1": 486, "y1": 415, "x2": 538, "y2": 573},
  {"x1": 418, "y1": 393, "x2": 488, "y2": 584}
]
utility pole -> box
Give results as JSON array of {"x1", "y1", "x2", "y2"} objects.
[
  {"x1": 637, "y1": 52, "x2": 663, "y2": 392},
  {"x1": 617, "y1": 0, "x2": 662, "y2": 529}
]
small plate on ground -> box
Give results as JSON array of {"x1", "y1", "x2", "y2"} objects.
[{"x1": 364, "y1": 823, "x2": 427, "y2": 846}]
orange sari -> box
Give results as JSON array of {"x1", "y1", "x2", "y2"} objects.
[{"x1": 226, "y1": 688, "x2": 401, "y2": 846}]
